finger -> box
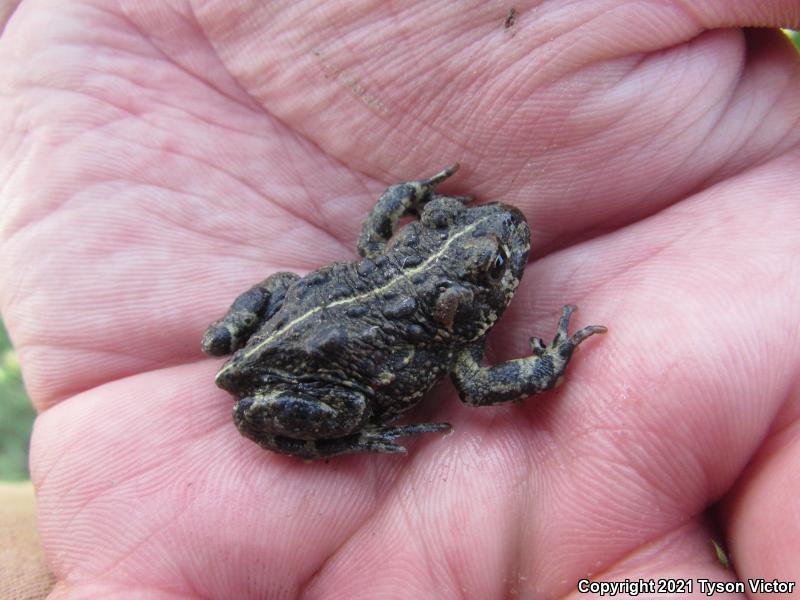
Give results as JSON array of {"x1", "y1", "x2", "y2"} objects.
[
  {"x1": 560, "y1": 519, "x2": 740, "y2": 600},
  {"x1": 680, "y1": 0, "x2": 800, "y2": 29},
  {"x1": 723, "y1": 420, "x2": 800, "y2": 585},
  {"x1": 187, "y1": 1, "x2": 800, "y2": 247}
]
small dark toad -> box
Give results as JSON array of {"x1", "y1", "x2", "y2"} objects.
[{"x1": 202, "y1": 165, "x2": 606, "y2": 459}]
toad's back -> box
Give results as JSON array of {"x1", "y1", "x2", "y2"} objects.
[{"x1": 215, "y1": 254, "x2": 454, "y2": 419}]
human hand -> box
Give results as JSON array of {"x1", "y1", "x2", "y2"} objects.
[{"x1": 1, "y1": 1, "x2": 798, "y2": 597}]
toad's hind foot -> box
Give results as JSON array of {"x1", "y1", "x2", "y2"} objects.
[
  {"x1": 263, "y1": 423, "x2": 452, "y2": 460},
  {"x1": 358, "y1": 422, "x2": 453, "y2": 454}
]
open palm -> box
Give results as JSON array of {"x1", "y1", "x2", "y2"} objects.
[{"x1": 1, "y1": 1, "x2": 799, "y2": 597}]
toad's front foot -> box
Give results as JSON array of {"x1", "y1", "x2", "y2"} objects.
[
  {"x1": 538, "y1": 304, "x2": 607, "y2": 363},
  {"x1": 452, "y1": 304, "x2": 606, "y2": 406}
]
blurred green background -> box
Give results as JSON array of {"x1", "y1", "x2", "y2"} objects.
[
  {"x1": 0, "y1": 29, "x2": 798, "y2": 483},
  {"x1": 0, "y1": 319, "x2": 36, "y2": 480}
]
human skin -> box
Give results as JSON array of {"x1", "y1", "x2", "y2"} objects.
[{"x1": 1, "y1": 1, "x2": 799, "y2": 598}]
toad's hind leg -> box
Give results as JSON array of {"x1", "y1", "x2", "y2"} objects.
[
  {"x1": 202, "y1": 271, "x2": 299, "y2": 356},
  {"x1": 451, "y1": 305, "x2": 606, "y2": 406},
  {"x1": 248, "y1": 423, "x2": 452, "y2": 460},
  {"x1": 357, "y1": 164, "x2": 469, "y2": 258},
  {"x1": 232, "y1": 387, "x2": 442, "y2": 459}
]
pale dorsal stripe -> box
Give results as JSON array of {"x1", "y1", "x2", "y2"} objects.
[{"x1": 218, "y1": 215, "x2": 494, "y2": 374}]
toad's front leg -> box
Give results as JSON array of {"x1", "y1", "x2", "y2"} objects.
[
  {"x1": 357, "y1": 164, "x2": 469, "y2": 258},
  {"x1": 450, "y1": 305, "x2": 606, "y2": 406},
  {"x1": 202, "y1": 271, "x2": 299, "y2": 356}
]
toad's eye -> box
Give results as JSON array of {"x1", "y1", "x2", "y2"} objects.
[{"x1": 487, "y1": 246, "x2": 508, "y2": 282}]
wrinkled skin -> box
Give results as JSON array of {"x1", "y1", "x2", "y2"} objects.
[{"x1": 1, "y1": 1, "x2": 799, "y2": 598}]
